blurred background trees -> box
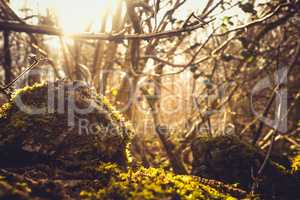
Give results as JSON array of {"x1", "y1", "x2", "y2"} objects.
[{"x1": 0, "y1": 0, "x2": 300, "y2": 173}]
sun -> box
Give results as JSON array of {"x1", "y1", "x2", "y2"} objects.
[{"x1": 52, "y1": 0, "x2": 114, "y2": 34}]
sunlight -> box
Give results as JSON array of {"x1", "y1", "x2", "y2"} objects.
[
  {"x1": 10, "y1": 0, "x2": 117, "y2": 34},
  {"x1": 9, "y1": 0, "x2": 251, "y2": 34},
  {"x1": 52, "y1": 0, "x2": 113, "y2": 33}
]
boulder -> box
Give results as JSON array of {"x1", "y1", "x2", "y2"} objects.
[
  {"x1": 0, "y1": 81, "x2": 132, "y2": 168},
  {"x1": 191, "y1": 135, "x2": 300, "y2": 199}
]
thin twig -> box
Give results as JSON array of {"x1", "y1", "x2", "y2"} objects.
[
  {"x1": 251, "y1": 42, "x2": 300, "y2": 194},
  {"x1": 215, "y1": 3, "x2": 290, "y2": 36},
  {"x1": 0, "y1": 57, "x2": 43, "y2": 93}
]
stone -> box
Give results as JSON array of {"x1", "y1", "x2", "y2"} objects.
[
  {"x1": 0, "y1": 81, "x2": 133, "y2": 168},
  {"x1": 191, "y1": 135, "x2": 300, "y2": 199}
]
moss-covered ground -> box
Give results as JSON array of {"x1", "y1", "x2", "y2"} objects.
[{"x1": 0, "y1": 82, "x2": 298, "y2": 199}]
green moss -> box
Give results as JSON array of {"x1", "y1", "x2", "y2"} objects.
[
  {"x1": 291, "y1": 154, "x2": 300, "y2": 175},
  {"x1": 0, "y1": 103, "x2": 12, "y2": 119},
  {"x1": 80, "y1": 165, "x2": 241, "y2": 200},
  {"x1": 101, "y1": 96, "x2": 122, "y2": 120},
  {"x1": 0, "y1": 81, "x2": 133, "y2": 167},
  {"x1": 10, "y1": 82, "x2": 46, "y2": 101},
  {"x1": 100, "y1": 95, "x2": 134, "y2": 135},
  {"x1": 16, "y1": 182, "x2": 32, "y2": 193},
  {"x1": 0, "y1": 82, "x2": 49, "y2": 121},
  {"x1": 0, "y1": 178, "x2": 32, "y2": 199},
  {"x1": 125, "y1": 143, "x2": 133, "y2": 164}
]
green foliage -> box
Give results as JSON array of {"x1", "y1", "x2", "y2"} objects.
[{"x1": 222, "y1": 16, "x2": 234, "y2": 27}]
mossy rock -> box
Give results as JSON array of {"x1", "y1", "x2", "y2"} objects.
[
  {"x1": 0, "y1": 81, "x2": 132, "y2": 168},
  {"x1": 191, "y1": 135, "x2": 300, "y2": 199}
]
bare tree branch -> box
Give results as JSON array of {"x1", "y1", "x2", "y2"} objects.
[{"x1": 0, "y1": 17, "x2": 210, "y2": 41}]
